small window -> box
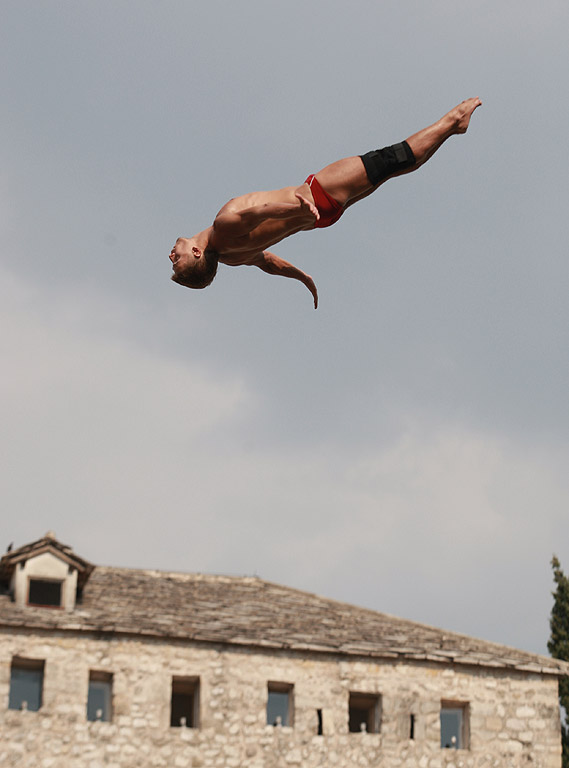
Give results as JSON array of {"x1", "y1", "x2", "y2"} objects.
[
  {"x1": 316, "y1": 708, "x2": 323, "y2": 735},
  {"x1": 9, "y1": 658, "x2": 44, "y2": 712},
  {"x1": 409, "y1": 713, "x2": 415, "y2": 740},
  {"x1": 87, "y1": 671, "x2": 113, "y2": 722},
  {"x1": 28, "y1": 579, "x2": 62, "y2": 608},
  {"x1": 267, "y1": 682, "x2": 294, "y2": 727},
  {"x1": 441, "y1": 701, "x2": 469, "y2": 749},
  {"x1": 348, "y1": 692, "x2": 381, "y2": 733},
  {"x1": 170, "y1": 677, "x2": 199, "y2": 728}
]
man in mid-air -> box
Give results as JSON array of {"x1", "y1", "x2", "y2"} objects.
[{"x1": 169, "y1": 98, "x2": 481, "y2": 308}]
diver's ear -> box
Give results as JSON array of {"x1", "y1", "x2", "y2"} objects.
[{"x1": 191, "y1": 246, "x2": 202, "y2": 259}]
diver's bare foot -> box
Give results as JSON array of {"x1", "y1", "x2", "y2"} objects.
[{"x1": 450, "y1": 97, "x2": 482, "y2": 134}]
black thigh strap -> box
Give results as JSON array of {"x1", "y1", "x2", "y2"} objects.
[{"x1": 360, "y1": 141, "x2": 416, "y2": 186}]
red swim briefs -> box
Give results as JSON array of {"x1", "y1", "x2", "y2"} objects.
[{"x1": 305, "y1": 175, "x2": 344, "y2": 229}]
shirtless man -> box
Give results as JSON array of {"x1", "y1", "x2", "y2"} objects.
[{"x1": 169, "y1": 98, "x2": 481, "y2": 308}]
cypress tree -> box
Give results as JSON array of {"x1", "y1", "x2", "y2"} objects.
[{"x1": 548, "y1": 556, "x2": 569, "y2": 768}]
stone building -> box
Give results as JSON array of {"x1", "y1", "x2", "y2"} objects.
[{"x1": 0, "y1": 533, "x2": 566, "y2": 768}]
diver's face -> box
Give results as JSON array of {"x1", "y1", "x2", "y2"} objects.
[{"x1": 169, "y1": 238, "x2": 202, "y2": 275}]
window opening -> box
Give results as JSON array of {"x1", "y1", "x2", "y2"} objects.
[
  {"x1": 170, "y1": 677, "x2": 199, "y2": 728},
  {"x1": 410, "y1": 713, "x2": 415, "y2": 739},
  {"x1": 317, "y1": 708, "x2": 323, "y2": 735},
  {"x1": 348, "y1": 692, "x2": 381, "y2": 733},
  {"x1": 441, "y1": 701, "x2": 469, "y2": 749},
  {"x1": 9, "y1": 658, "x2": 44, "y2": 712},
  {"x1": 267, "y1": 682, "x2": 293, "y2": 727},
  {"x1": 87, "y1": 671, "x2": 113, "y2": 722},
  {"x1": 28, "y1": 579, "x2": 62, "y2": 608}
]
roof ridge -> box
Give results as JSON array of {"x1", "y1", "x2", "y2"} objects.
[{"x1": 95, "y1": 564, "x2": 263, "y2": 583}]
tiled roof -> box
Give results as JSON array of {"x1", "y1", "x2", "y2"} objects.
[{"x1": 0, "y1": 563, "x2": 567, "y2": 676}]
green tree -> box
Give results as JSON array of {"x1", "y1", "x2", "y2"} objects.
[{"x1": 548, "y1": 556, "x2": 569, "y2": 768}]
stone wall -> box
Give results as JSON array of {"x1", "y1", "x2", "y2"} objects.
[{"x1": 0, "y1": 628, "x2": 562, "y2": 768}]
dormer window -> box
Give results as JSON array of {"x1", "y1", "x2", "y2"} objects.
[
  {"x1": 28, "y1": 578, "x2": 62, "y2": 608},
  {"x1": 0, "y1": 532, "x2": 94, "y2": 613}
]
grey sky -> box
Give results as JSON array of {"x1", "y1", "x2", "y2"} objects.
[{"x1": 1, "y1": 0, "x2": 569, "y2": 656}]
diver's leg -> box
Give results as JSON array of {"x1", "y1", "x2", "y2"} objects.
[{"x1": 314, "y1": 98, "x2": 482, "y2": 208}]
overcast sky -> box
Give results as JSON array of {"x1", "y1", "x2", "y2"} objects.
[{"x1": 2, "y1": 0, "x2": 569, "y2": 656}]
